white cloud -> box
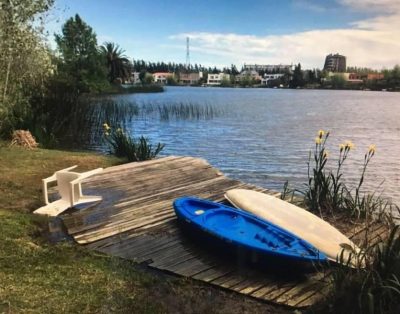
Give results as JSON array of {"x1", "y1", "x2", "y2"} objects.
[
  {"x1": 169, "y1": 2, "x2": 400, "y2": 69},
  {"x1": 338, "y1": 0, "x2": 400, "y2": 13}
]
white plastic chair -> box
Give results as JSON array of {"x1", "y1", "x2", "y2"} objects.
[{"x1": 34, "y1": 165, "x2": 103, "y2": 216}]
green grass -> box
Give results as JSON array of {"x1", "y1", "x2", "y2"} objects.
[
  {"x1": 0, "y1": 141, "x2": 286, "y2": 314},
  {"x1": 0, "y1": 210, "x2": 163, "y2": 313}
]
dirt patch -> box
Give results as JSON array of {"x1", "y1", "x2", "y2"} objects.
[{"x1": 133, "y1": 274, "x2": 291, "y2": 314}]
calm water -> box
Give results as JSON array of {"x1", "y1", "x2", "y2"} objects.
[{"x1": 99, "y1": 87, "x2": 400, "y2": 206}]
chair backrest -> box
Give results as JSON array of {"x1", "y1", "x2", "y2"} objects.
[{"x1": 56, "y1": 171, "x2": 81, "y2": 203}]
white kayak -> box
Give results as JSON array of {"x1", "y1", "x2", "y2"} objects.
[{"x1": 225, "y1": 189, "x2": 361, "y2": 266}]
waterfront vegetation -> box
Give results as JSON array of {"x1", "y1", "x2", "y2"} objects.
[
  {"x1": 100, "y1": 101, "x2": 221, "y2": 160},
  {"x1": 303, "y1": 130, "x2": 397, "y2": 221},
  {"x1": 142, "y1": 102, "x2": 222, "y2": 120},
  {"x1": 0, "y1": 1, "x2": 162, "y2": 145},
  {"x1": 103, "y1": 124, "x2": 165, "y2": 162},
  {"x1": 299, "y1": 131, "x2": 400, "y2": 314}
]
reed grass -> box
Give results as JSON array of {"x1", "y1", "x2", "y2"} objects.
[
  {"x1": 33, "y1": 97, "x2": 221, "y2": 149},
  {"x1": 301, "y1": 130, "x2": 395, "y2": 220},
  {"x1": 288, "y1": 131, "x2": 400, "y2": 313},
  {"x1": 103, "y1": 125, "x2": 164, "y2": 162},
  {"x1": 141, "y1": 102, "x2": 221, "y2": 120}
]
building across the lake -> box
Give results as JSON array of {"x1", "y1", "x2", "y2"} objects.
[
  {"x1": 207, "y1": 73, "x2": 230, "y2": 85},
  {"x1": 261, "y1": 73, "x2": 285, "y2": 85},
  {"x1": 323, "y1": 53, "x2": 346, "y2": 72},
  {"x1": 131, "y1": 72, "x2": 141, "y2": 84},
  {"x1": 179, "y1": 72, "x2": 203, "y2": 84},
  {"x1": 153, "y1": 72, "x2": 174, "y2": 84}
]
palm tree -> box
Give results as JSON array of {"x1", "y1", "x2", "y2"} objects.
[{"x1": 99, "y1": 42, "x2": 131, "y2": 83}]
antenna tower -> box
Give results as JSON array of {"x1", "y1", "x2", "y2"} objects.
[{"x1": 186, "y1": 37, "x2": 190, "y2": 70}]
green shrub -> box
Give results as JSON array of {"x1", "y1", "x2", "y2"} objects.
[{"x1": 103, "y1": 124, "x2": 164, "y2": 162}]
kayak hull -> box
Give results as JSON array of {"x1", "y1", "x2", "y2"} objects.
[{"x1": 173, "y1": 197, "x2": 327, "y2": 265}]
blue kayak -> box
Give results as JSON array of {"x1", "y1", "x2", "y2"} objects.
[{"x1": 173, "y1": 197, "x2": 327, "y2": 264}]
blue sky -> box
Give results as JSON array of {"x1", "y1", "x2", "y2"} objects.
[{"x1": 48, "y1": 0, "x2": 400, "y2": 69}]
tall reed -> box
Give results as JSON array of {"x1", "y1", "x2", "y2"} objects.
[
  {"x1": 103, "y1": 124, "x2": 164, "y2": 162},
  {"x1": 140, "y1": 102, "x2": 221, "y2": 120},
  {"x1": 302, "y1": 130, "x2": 392, "y2": 220}
]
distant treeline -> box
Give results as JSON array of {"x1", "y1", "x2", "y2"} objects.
[{"x1": 132, "y1": 60, "x2": 241, "y2": 74}]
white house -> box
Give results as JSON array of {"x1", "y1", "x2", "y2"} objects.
[
  {"x1": 153, "y1": 72, "x2": 173, "y2": 84},
  {"x1": 261, "y1": 73, "x2": 284, "y2": 85},
  {"x1": 131, "y1": 72, "x2": 141, "y2": 84},
  {"x1": 207, "y1": 73, "x2": 230, "y2": 85}
]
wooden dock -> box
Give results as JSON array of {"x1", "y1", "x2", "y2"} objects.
[{"x1": 60, "y1": 156, "x2": 389, "y2": 308}]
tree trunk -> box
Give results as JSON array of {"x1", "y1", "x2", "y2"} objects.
[{"x1": 2, "y1": 57, "x2": 12, "y2": 102}]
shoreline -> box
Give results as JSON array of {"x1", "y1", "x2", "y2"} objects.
[{"x1": 160, "y1": 84, "x2": 397, "y2": 92}]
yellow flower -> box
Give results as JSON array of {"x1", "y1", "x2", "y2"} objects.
[
  {"x1": 368, "y1": 144, "x2": 376, "y2": 153},
  {"x1": 318, "y1": 129, "x2": 325, "y2": 138},
  {"x1": 344, "y1": 140, "x2": 355, "y2": 150},
  {"x1": 339, "y1": 143, "x2": 345, "y2": 151},
  {"x1": 315, "y1": 137, "x2": 322, "y2": 145},
  {"x1": 323, "y1": 150, "x2": 329, "y2": 159},
  {"x1": 105, "y1": 131, "x2": 110, "y2": 136},
  {"x1": 103, "y1": 123, "x2": 111, "y2": 131}
]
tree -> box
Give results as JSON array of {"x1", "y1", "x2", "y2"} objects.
[
  {"x1": 230, "y1": 64, "x2": 239, "y2": 76},
  {"x1": 55, "y1": 14, "x2": 107, "y2": 93},
  {"x1": 166, "y1": 75, "x2": 178, "y2": 85},
  {"x1": 143, "y1": 72, "x2": 154, "y2": 85},
  {"x1": 330, "y1": 74, "x2": 346, "y2": 89},
  {"x1": 99, "y1": 42, "x2": 131, "y2": 83},
  {"x1": 239, "y1": 74, "x2": 254, "y2": 87},
  {"x1": 0, "y1": 0, "x2": 55, "y2": 136},
  {"x1": 220, "y1": 76, "x2": 232, "y2": 87},
  {"x1": 289, "y1": 63, "x2": 304, "y2": 88},
  {"x1": 139, "y1": 70, "x2": 147, "y2": 83},
  {"x1": 382, "y1": 65, "x2": 400, "y2": 90}
]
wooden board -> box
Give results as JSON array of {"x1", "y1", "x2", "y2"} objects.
[{"x1": 59, "y1": 156, "x2": 389, "y2": 309}]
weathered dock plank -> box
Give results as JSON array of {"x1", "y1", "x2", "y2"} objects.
[{"x1": 59, "y1": 156, "x2": 389, "y2": 309}]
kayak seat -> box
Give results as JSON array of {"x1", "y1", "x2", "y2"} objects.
[
  {"x1": 255, "y1": 229, "x2": 294, "y2": 249},
  {"x1": 255, "y1": 231, "x2": 281, "y2": 249}
]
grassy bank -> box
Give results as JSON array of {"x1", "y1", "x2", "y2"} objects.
[{"x1": 0, "y1": 142, "x2": 287, "y2": 313}]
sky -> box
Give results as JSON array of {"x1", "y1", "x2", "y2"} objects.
[{"x1": 47, "y1": 0, "x2": 400, "y2": 70}]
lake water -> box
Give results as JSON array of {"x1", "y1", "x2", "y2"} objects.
[{"x1": 99, "y1": 86, "x2": 400, "y2": 206}]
